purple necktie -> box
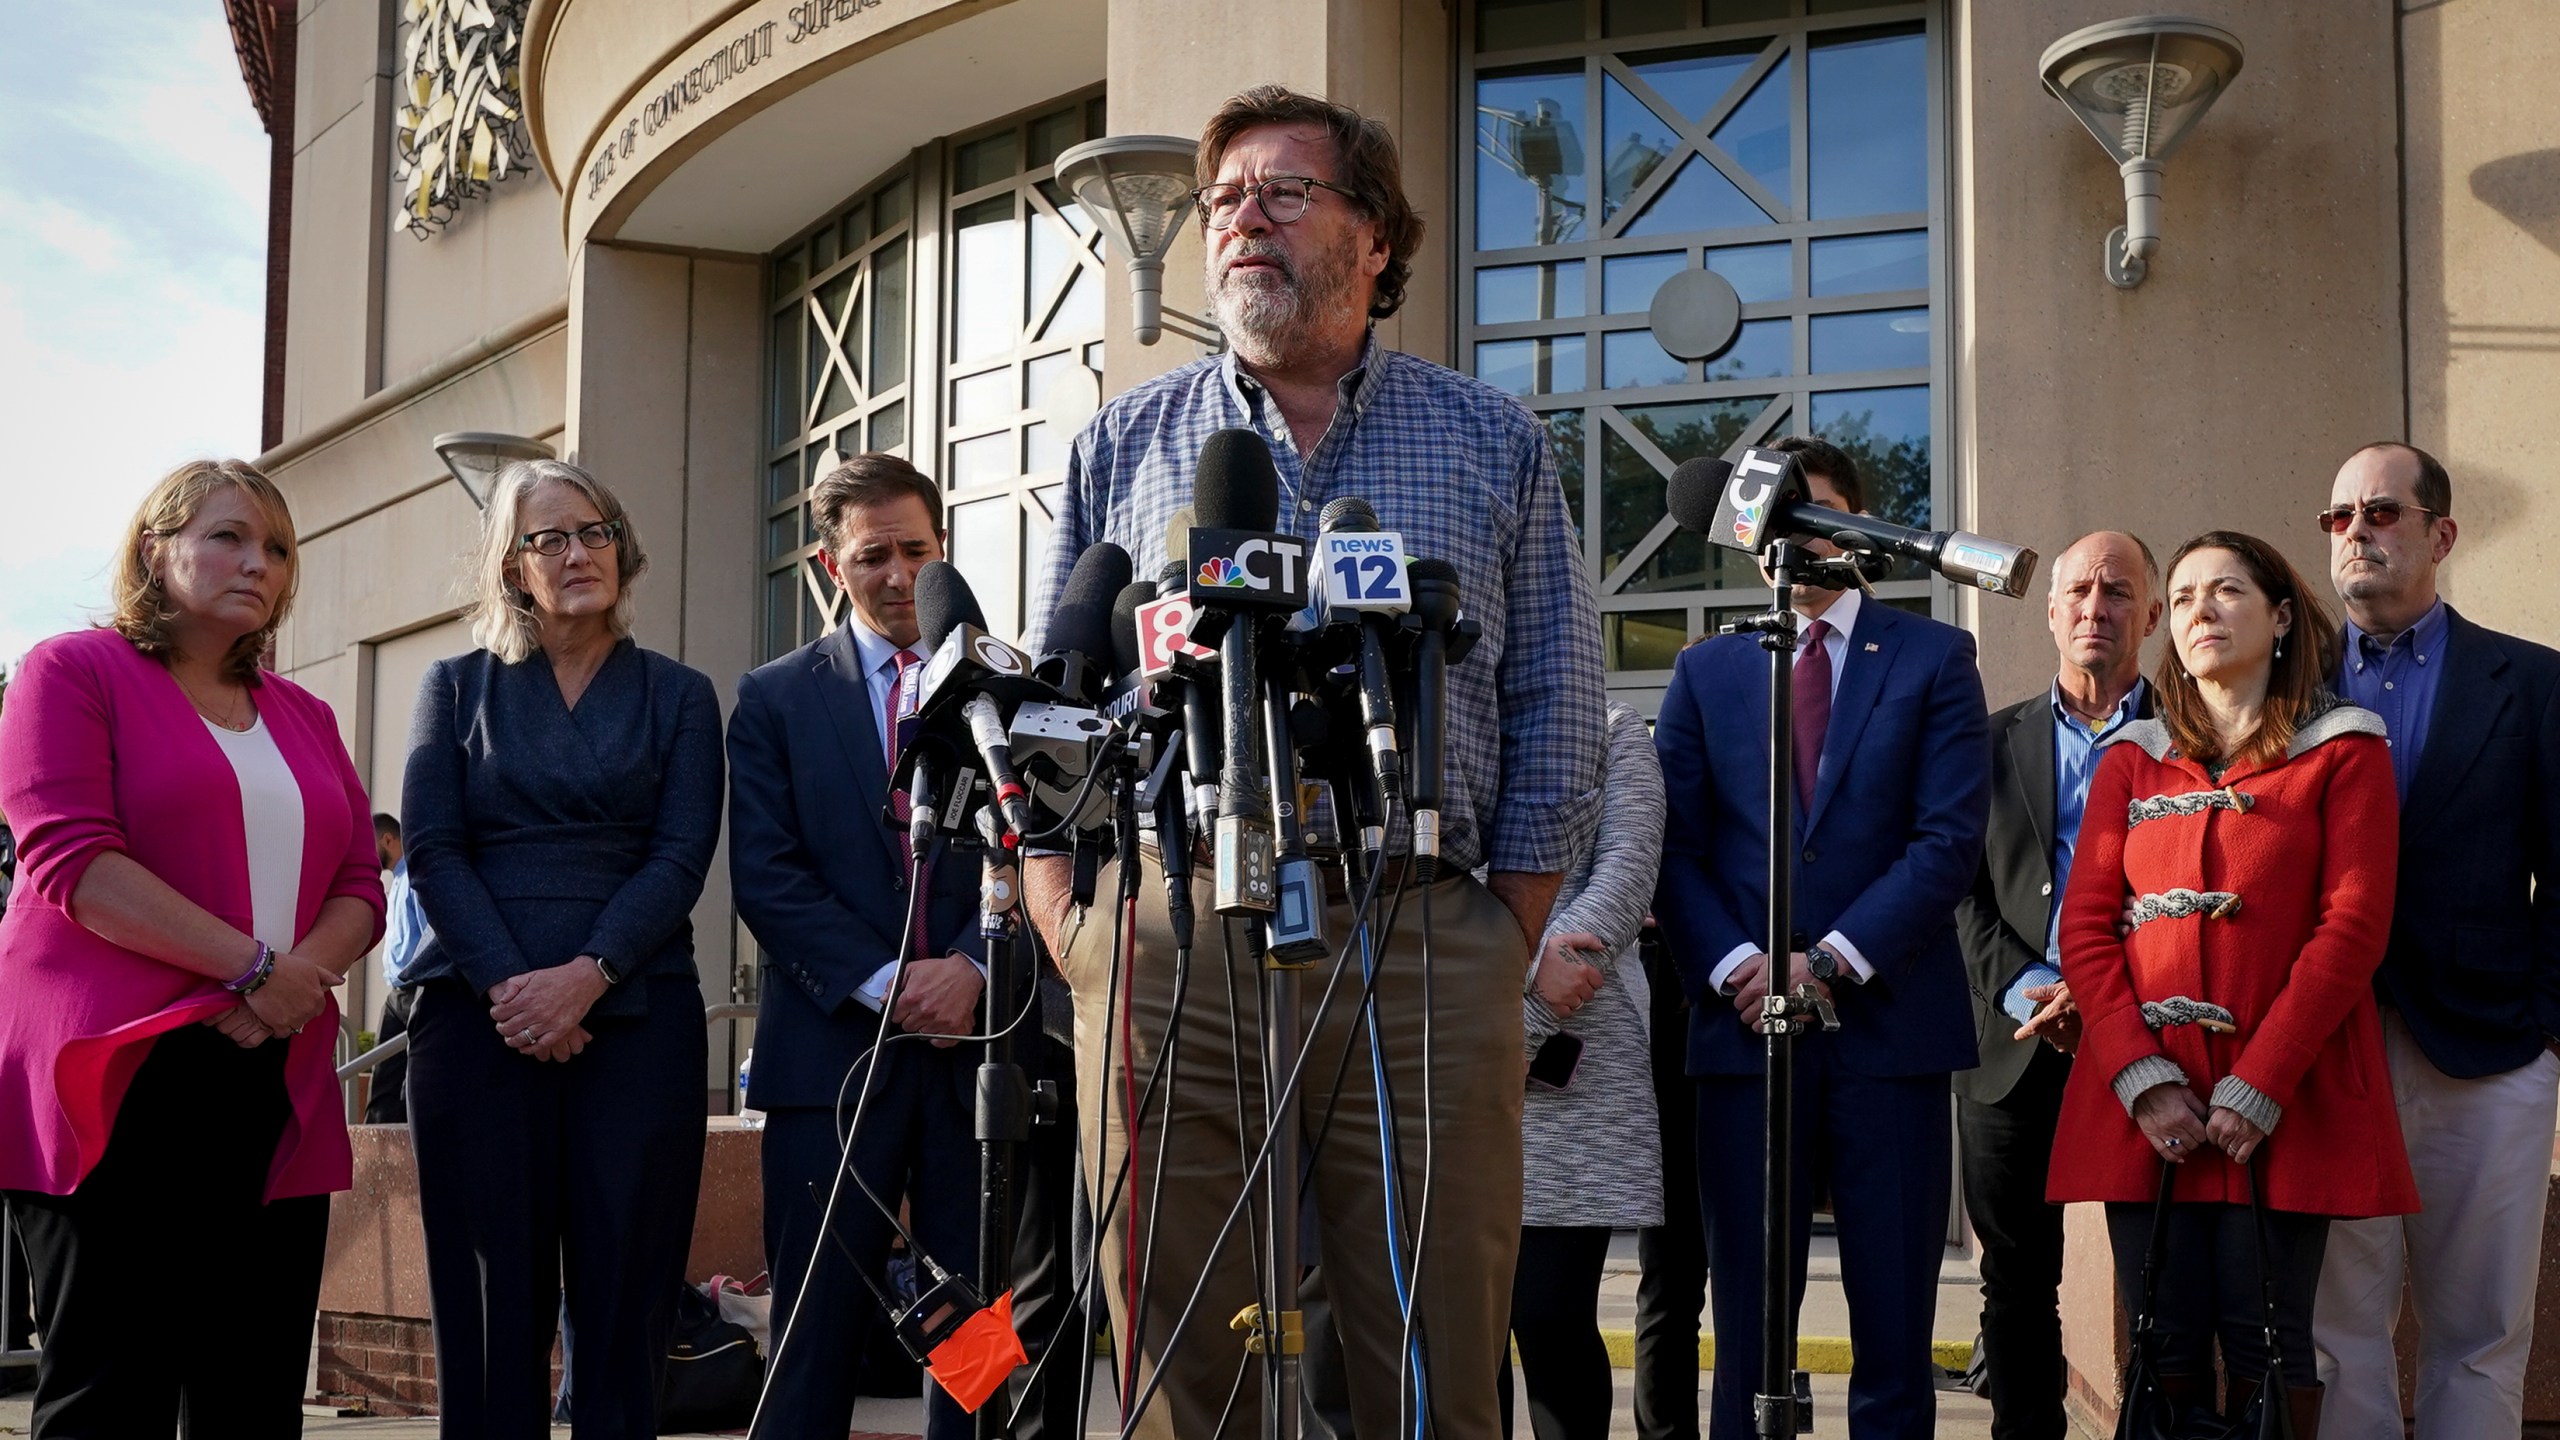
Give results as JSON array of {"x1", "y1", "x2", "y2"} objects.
[
  {"x1": 887, "y1": 648, "x2": 922, "y2": 864},
  {"x1": 1793, "y1": 619, "x2": 1832, "y2": 811}
]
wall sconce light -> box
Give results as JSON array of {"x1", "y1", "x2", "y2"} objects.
[
  {"x1": 432, "y1": 431, "x2": 555, "y2": 510},
  {"x1": 1054, "y1": 134, "x2": 1222, "y2": 347},
  {"x1": 2040, "y1": 15, "x2": 2243, "y2": 288}
]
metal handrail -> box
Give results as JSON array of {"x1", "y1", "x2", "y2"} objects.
[{"x1": 338, "y1": 1001, "x2": 761, "y2": 1111}]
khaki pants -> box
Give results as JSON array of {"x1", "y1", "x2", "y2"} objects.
[{"x1": 1056, "y1": 860, "x2": 1530, "y2": 1439}]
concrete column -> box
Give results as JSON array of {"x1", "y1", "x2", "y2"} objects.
[
  {"x1": 564, "y1": 242, "x2": 764, "y2": 1091},
  {"x1": 1098, "y1": 0, "x2": 1453, "y2": 397},
  {"x1": 1953, "y1": 0, "x2": 2404, "y2": 705}
]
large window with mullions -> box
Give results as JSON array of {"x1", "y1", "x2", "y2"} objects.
[
  {"x1": 762, "y1": 90, "x2": 1109, "y2": 662},
  {"x1": 1463, "y1": 0, "x2": 1945, "y2": 709}
]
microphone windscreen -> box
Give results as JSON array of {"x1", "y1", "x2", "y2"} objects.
[
  {"x1": 1110, "y1": 579, "x2": 1157, "y2": 676},
  {"x1": 1318, "y1": 496, "x2": 1378, "y2": 533},
  {"x1": 1156, "y1": 560, "x2": 1185, "y2": 592},
  {"x1": 914, "y1": 560, "x2": 987, "y2": 650},
  {"x1": 1665, "y1": 457, "x2": 1732, "y2": 534},
  {"x1": 1408, "y1": 556, "x2": 1462, "y2": 628},
  {"x1": 1048, "y1": 542, "x2": 1134, "y2": 662},
  {"x1": 1193, "y1": 429, "x2": 1282, "y2": 531}
]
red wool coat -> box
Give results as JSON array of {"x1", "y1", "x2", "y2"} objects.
[{"x1": 2047, "y1": 705, "x2": 2419, "y2": 1217}]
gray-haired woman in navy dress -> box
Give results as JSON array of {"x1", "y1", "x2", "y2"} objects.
[{"x1": 402, "y1": 460, "x2": 724, "y2": 1439}]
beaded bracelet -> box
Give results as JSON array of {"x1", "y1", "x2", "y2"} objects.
[{"x1": 225, "y1": 941, "x2": 275, "y2": 996}]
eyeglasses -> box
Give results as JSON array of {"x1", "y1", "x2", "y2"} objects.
[
  {"x1": 518, "y1": 520, "x2": 623, "y2": 556},
  {"x1": 2314, "y1": 499, "x2": 2439, "y2": 535},
  {"x1": 1194, "y1": 176, "x2": 1363, "y2": 229}
]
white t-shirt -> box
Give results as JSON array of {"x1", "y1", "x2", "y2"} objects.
[{"x1": 203, "y1": 715, "x2": 308, "y2": 950}]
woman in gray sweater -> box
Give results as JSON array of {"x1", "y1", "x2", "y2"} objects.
[{"x1": 1500, "y1": 701, "x2": 1667, "y2": 1438}]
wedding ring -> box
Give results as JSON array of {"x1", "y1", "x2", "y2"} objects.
[
  {"x1": 2165, "y1": 1137, "x2": 2182, "y2": 1148},
  {"x1": 522, "y1": 1026, "x2": 537, "y2": 1043}
]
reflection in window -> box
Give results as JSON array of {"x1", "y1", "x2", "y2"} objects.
[
  {"x1": 1810, "y1": 26, "x2": 1927, "y2": 219},
  {"x1": 1811, "y1": 230, "x2": 1927, "y2": 296},
  {"x1": 1604, "y1": 252, "x2": 1684, "y2": 313},
  {"x1": 1479, "y1": 68, "x2": 1590, "y2": 248},
  {"x1": 1606, "y1": 610, "x2": 1690, "y2": 670},
  {"x1": 1709, "y1": 242, "x2": 1792, "y2": 302},
  {"x1": 1478, "y1": 335, "x2": 1589, "y2": 397},
  {"x1": 1810, "y1": 385, "x2": 1930, "y2": 530},
  {"x1": 1810, "y1": 308, "x2": 1928, "y2": 373},
  {"x1": 1604, "y1": 329, "x2": 1685, "y2": 390},
  {"x1": 1479, "y1": 260, "x2": 1588, "y2": 322}
]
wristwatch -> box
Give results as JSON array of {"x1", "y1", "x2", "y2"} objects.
[
  {"x1": 592, "y1": 953, "x2": 625, "y2": 986},
  {"x1": 1805, "y1": 942, "x2": 1842, "y2": 985}
]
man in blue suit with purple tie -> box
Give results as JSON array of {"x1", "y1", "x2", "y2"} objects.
[{"x1": 1653, "y1": 436, "x2": 1991, "y2": 1440}]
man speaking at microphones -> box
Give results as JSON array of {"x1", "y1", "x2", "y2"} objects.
[
  {"x1": 1653, "y1": 436, "x2": 1990, "y2": 1440},
  {"x1": 1021, "y1": 85, "x2": 1603, "y2": 1439}
]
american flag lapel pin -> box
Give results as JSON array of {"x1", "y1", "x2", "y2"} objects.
[{"x1": 1864, "y1": 642, "x2": 1879, "y2": 652}]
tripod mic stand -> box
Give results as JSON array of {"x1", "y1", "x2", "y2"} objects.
[{"x1": 1719, "y1": 537, "x2": 1841, "y2": 1439}]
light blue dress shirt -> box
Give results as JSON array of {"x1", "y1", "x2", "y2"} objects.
[
  {"x1": 2001, "y1": 678, "x2": 2147, "y2": 1025},
  {"x1": 380, "y1": 857, "x2": 432, "y2": 989}
]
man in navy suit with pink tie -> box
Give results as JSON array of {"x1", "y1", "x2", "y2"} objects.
[{"x1": 1653, "y1": 436, "x2": 1991, "y2": 1440}]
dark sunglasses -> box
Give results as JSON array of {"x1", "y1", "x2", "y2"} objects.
[{"x1": 2315, "y1": 499, "x2": 2437, "y2": 535}]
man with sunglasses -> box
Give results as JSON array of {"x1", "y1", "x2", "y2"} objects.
[
  {"x1": 2309, "y1": 441, "x2": 2560, "y2": 1440},
  {"x1": 1021, "y1": 85, "x2": 1603, "y2": 1440}
]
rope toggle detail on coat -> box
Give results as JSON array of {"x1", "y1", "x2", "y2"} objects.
[
  {"x1": 2137, "y1": 995, "x2": 2238, "y2": 1034},
  {"x1": 2127, "y1": 888, "x2": 2243, "y2": 930},
  {"x1": 2126, "y1": 785, "x2": 2253, "y2": 830}
]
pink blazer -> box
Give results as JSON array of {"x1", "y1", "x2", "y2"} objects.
[{"x1": 0, "y1": 628, "x2": 385, "y2": 1199}]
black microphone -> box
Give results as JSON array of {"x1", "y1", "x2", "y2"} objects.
[
  {"x1": 909, "y1": 560, "x2": 1040, "y2": 842},
  {"x1": 1315, "y1": 496, "x2": 1405, "y2": 800},
  {"x1": 1152, "y1": 560, "x2": 1223, "y2": 831},
  {"x1": 1405, "y1": 557, "x2": 1461, "y2": 881},
  {"x1": 1191, "y1": 428, "x2": 1285, "y2": 915},
  {"x1": 1038, "y1": 542, "x2": 1133, "y2": 706},
  {"x1": 1667, "y1": 451, "x2": 2038, "y2": 597}
]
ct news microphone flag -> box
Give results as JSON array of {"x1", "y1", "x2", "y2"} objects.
[{"x1": 926, "y1": 1289, "x2": 1028, "y2": 1413}]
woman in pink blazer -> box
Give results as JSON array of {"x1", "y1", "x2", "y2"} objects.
[{"x1": 0, "y1": 460, "x2": 383, "y2": 1437}]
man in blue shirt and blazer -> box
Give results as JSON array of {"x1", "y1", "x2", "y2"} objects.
[
  {"x1": 729, "y1": 455, "x2": 988, "y2": 1440},
  {"x1": 2311, "y1": 442, "x2": 2560, "y2": 1440},
  {"x1": 1654, "y1": 437, "x2": 1991, "y2": 1440}
]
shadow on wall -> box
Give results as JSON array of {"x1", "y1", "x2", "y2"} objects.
[{"x1": 2472, "y1": 148, "x2": 2560, "y2": 256}]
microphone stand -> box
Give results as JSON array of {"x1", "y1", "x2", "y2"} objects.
[
  {"x1": 1721, "y1": 537, "x2": 1840, "y2": 1440},
  {"x1": 1253, "y1": 663, "x2": 1313, "y2": 1440}
]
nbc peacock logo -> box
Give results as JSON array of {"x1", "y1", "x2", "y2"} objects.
[{"x1": 1196, "y1": 556, "x2": 1247, "y2": 588}]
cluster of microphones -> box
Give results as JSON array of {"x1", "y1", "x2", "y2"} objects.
[{"x1": 883, "y1": 426, "x2": 1480, "y2": 972}]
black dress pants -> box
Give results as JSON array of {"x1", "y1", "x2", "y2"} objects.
[
  {"x1": 407, "y1": 975, "x2": 708, "y2": 1440},
  {"x1": 759, "y1": 1035, "x2": 980, "y2": 1440},
  {"x1": 1498, "y1": 1225, "x2": 1618, "y2": 1440},
  {"x1": 1007, "y1": 1031, "x2": 1087, "y2": 1440},
  {"x1": 9, "y1": 1025, "x2": 330, "y2": 1439},
  {"x1": 1635, "y1": 925, "x2": 1705, "y2": 1440},
  {"x1": 2105, "y1": 1199, "x2": 2328, "y2": 1389},
  {"x1": 1955, "y1": 1042, "x2": 2070, "y2": 1440}
]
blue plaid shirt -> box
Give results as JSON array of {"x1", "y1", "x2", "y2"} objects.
[{"x1": 1025, "y1": 333, "x2": 1606, "y2": 875}]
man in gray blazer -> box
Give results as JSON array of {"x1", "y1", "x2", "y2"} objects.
[{"x1": 1953, "y1": 531, "x2": 2159, "y2": 1440}]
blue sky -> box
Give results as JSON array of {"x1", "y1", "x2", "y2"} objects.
[{"x1": 0, "y1": 2, "x2": 271, "y2": 673}]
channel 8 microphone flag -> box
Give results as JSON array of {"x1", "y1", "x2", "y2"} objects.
[{"x1": 926, "y1": 1290, "x2": 1028, "y2": 1412}]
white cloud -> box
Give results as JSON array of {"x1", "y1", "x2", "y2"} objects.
[{"x1": 0, "y1": 0, "x2": 269, "y2": 673}]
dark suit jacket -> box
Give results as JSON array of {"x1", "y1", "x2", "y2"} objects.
[
  {"x1": 1653, "y1": 600, "x2": 1992, "y2": 1079},
  {"x1": 729, "y1": 623, "x2": 985, "y2": 1109},
  {"x1": 2366, "y1": 608, "x2": 2560, "y2": 1078},
  {"x1": 403, "y1": 639, "x2": 725, "y2": 1018},
  {"x1": 1952, "y1": 685, "x2": 2155, "y2": 1104}
]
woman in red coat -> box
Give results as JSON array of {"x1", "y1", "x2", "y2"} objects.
[{"x1": 2050, "y1": 530, "x2": 2414, "y2": 1439}]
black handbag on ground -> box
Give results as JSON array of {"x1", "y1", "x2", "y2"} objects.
[
  {"x1": 2113, "y1": 1153, "x2": 2296, "y2": 1440},
  {"x1": 658, "y1": 1280, "x2": 765, "y2": 1433}
]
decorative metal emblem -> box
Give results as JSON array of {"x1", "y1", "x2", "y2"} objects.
[{"x1": 391, "y1": 0, "x2": 532, "y2": 238}]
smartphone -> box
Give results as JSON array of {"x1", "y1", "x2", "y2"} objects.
[{"x1": 1528, "y1": 1031, "x2": 1584, "y2": 1090}]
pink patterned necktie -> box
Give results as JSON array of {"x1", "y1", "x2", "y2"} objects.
[{"x1": 1793, "y1": 619, "x2": 1832, "y2": 811}]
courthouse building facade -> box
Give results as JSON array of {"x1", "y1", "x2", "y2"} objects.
[{"x1": 226, "y1": 0, "x2": 2558, "y2": 1420}]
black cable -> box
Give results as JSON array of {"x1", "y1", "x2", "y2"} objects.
[
  {"x1": 1123, "y1": 935, "x2": 1195, "y2": 1390},
  {"x1": 1400, "y1": 879, "x2": 1439, "y2": 1440},
  {"x1": 1108, "y1": 857, "x2": 1395, "y2": 1440},
  {"x1": 746, "y1": 837, "x2": 936, "y2": 1440},
  {"x1": 1211, "y1": 1346, "x2": 1254, "y2": 1440}
]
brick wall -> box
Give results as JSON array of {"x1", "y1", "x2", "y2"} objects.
[{"x1": 315, "y1": 1313, "x2": 440, "y2": 1416}]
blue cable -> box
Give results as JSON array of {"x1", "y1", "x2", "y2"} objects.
[{"x1": 1356, "y1": 916, "x2": 1431, "y2": 1440}]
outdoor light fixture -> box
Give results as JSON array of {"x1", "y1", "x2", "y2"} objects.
[
  {"x1": 1054, "y1": 134, "x2": 1221, "y2": 347},
  {"x1": 2040, "y1": 15, "x2": 2243, "y2": 288},
  {"x1": 432, "y1": 431, "x2": 555, "y2": 510}
]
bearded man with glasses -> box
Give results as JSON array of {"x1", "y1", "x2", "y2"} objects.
[
  {"x1": 1021, "y1": 84, "x2": 1604, "y2": 1440},
  {"x1": 2308, "y1": 440, "x2": 2560, "y2": 1440}
]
